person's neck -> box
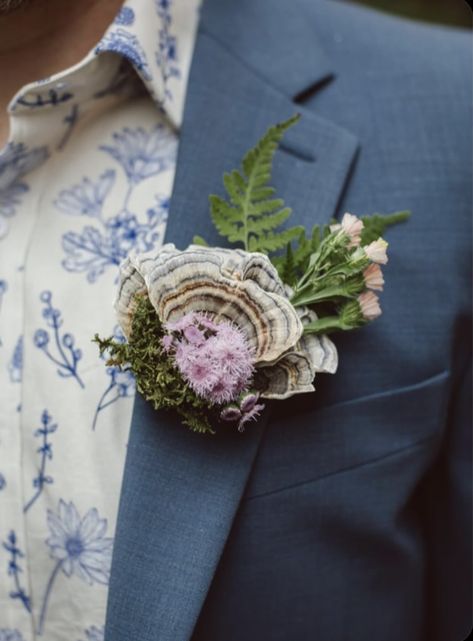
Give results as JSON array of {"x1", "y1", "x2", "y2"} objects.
[{"x1": 0, "y1": 0, "x2": 125, "y2": 148}]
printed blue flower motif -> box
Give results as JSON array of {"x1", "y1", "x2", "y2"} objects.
[
  {"x1": 114, "y1": 5, "x2": 135, "y2": 25},
  {"x1": 0, "y1": 630, "x2": 26, "y2": 641},
  {"x1": 155, "y1": 0, "x2": 180, "y2": 101},
  {"x1": 80, "y1": 626, "x2": 105, "y2": 641},
  {"x1": 0, "y1": 142, "x2": 48, "y2": 238},
  {"x1": 55, "y1": 170, "x2": 116, "y2": 218},
  {"x1": 93, "y1": 326, "x2": 135, "y2": 430},
  {"x1": 2, "y1": 530, "x2": 32, "y2": 613},
  {"x1": 37, "y1": 500, "x2": 113, "y2": 635},
  {"x1": 96, "y1": 28, "x2": 151, "y2": 81},
  {"x1": 24, "y1": 410, "x2": 58, "y2": 513},
  {"x1": 60, "y1": 193, "x2": 169, "y2": 283},
  {"x1": 0, "y1": 473, "x2": 6, "y2": 490},
  {"x1": 100, "y1": 125, "x2": 177, "y2": 184},
  {"x1": 8, "y1": 335, "x2": 23, "y2": 383},
  {"x1": 34, "y1": 291, "x2": 84, "y2": 387}
]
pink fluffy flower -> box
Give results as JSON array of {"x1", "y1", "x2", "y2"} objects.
[
  {"x1": 363, "y1": 263, "x2": 384, "y2": 291},
  {"x1": 165, "y1": 311, "x2": 255, "y2": 405},
  {"x1": 183, "y1": 324, "x2": 205, "y2": 345},
  {"x1": 330, "y1": 212, "x2": 364, "y2": 247},
  {"x1": 364, "y1": 238, "x2": 388, "y2": 265},
  {"x1": 358, "y1": 290, "x2": 382, "y2": 321},
  {"x1": 165, "y1": 312, "x2": 196, "y2": 333},
  {"x1": 161, "y1": 334, "x2": 174, "y2": 352}
]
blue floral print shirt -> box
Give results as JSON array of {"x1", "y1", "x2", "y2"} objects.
[{"x1": 0, "y1": 1, "x2": 201, "y2": 638}]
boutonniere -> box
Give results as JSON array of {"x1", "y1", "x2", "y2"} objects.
[{"x1": 94, "y1": 115, "x2": 409, "y2": 434}]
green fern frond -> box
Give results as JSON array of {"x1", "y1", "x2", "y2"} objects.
[
  {"x1": 360, "y1": 211, "x2": 411, "y2": 244},
  {"x1": 208, "y1": 114, "x2": 303, "y2": 253}
]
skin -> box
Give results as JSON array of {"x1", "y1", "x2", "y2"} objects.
[{"x1": 0, "y1": 0, "x2": 125, "y2": 147}]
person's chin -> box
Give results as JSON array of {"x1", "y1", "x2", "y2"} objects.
[{"x1": 0, "y1": 0, "x2": 35, "y2": 15}]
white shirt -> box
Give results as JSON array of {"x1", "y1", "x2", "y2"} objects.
[{"x1": 0, "y1": 1, "x2": 200, "y2": 639}]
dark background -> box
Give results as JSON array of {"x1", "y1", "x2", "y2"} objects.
[{"x1": 352, "y1": 0, "x2": 472, "y2": 28}]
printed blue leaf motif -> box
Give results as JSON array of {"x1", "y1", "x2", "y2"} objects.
[
  {"x1": 8, "y1": 335, "x2": 23, "y2": 383},
  {"x1": 0, "y1": 278, "x2": 6, "y2": 304},
  {"x1": 60, "y1": 196, "x2": 169, "y2": 283},
  {"x1": 0, "y1": 142, "x2": 48, "y2": 238},
  {"x1": 0, "y1": 473, "x2": 6, "y2": 490},
  {"x1": 96, "y1": 28, "x2": 151, "y2": 81},
  {"x1": 55, "y1": 170, "x2": 116, "y2": 218},
  {"x1": 34, "y1": 291, "x2": 84, "y2": 387},
  {"x1": 37, "y1": 500, "x2": 113, "y2": 635},
  {"x1": 0, "y1": 630, "x2": 26, "y2": 641},
  {"x1": 57, "y1": 104, "x2": 80, "y2": 151},
  {"x1": 61, "y1": 226, "x2": 121, "y2": 282},
  {"x1": 80, "y1": 626, "x2": 105, "y2": 641},
  {"x1": 155, "y1": 0, "x2": 180, "y2": 101},
  {"x1": 0, "y1": 279, "x2": 7, "y2": 346},
  {"x1": 16, "y1": 88, "x2": 73, "y2": 109},
  {"x1": 114, "y1": 5, "x2": 135, "y2": 25},
  {"x1": 93, "y1": 326, "x2": 135, "y2": 430},
  {"x1": 2, "y1": 530, "x2": 32, "y2": 613},
  {"x1": 100, "y1": 125, "x2": 177, "y2": 184},
  {"x1": 24, "y1": 410, "x2": 58, "y2": 513}
]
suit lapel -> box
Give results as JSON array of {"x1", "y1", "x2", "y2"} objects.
[{"x1": 105, "y1": 4, "x2": 359, "y2": 641}]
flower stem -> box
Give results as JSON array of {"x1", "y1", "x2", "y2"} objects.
[
  {"x1": 302, "y1": 315, "x2": 352, "y2": 335},
  {"x1": 37, "y1": 559, "x2": 62, "y2": 635}
]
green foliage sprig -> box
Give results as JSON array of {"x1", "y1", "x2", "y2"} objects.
[
  {"x1": 93, "y1": 295, "x2": 215, "y2": 434},
  {"x1": 194, "y1": 114, "x2": 304, "y2": 253},
  {"x1": 197, "y1": 113, "x2": 411, "y2": 335}
]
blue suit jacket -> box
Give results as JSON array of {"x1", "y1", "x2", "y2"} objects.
[{"x1": 105, "y1": 1, "x2": 472, "y2": 639}]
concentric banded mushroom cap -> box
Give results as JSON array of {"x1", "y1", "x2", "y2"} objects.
[
  {"x1": 255, "y1": 294, "x2": 338, "y2": 399},
  {"x1": 115, "y1": 244, "x2": 303, "y2": 365}
]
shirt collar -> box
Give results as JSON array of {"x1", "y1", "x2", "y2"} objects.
[{"x1": 10, "y1": 0, "x2": 201, "y2": 130}]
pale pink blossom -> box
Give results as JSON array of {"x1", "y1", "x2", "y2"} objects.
[
  {"x1": 330, "y1": 212, "x2": 364, "y2": 247},
  {"x1": 364, "y1": 238, "x2": 388, "y2": 264},
  {"x1": 363, "y1": 263, "x2": 384, "y2": 291},
  {"x1": 358, "y1": 291, "x2": 382, "y2": 321}
]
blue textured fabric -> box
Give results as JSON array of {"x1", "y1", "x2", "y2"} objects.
[{"x1": 105, "y1": 1, "x2": 472, "y2": 640}]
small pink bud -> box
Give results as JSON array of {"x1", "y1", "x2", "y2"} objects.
[
  {"x1": 240, "y1": 392, "x2": 260, "y2": 413},
  {"x1": 358, "y1": 291, "x2": 382, "y2": 321},
  {"x1": 330, "y1": 212, "x2": 364, "y2": 247},
  {"x1": 363, "y1": 263, "x2": 384, "y2": 291},
  {"x1": 364, "y1": 238, "x2": 388, "y2": 265},
  {"x1": 220, "y1": 406, "x2": 242, "y2": 422}
]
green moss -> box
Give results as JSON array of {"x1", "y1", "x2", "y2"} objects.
[{"x1": 93, "y1": 295, "x2": 215, "y2": 434}]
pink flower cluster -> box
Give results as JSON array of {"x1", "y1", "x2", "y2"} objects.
[
  {"x1": 162, "y1": 311, "x2": 255, "y2": 405},
  {"x1": 332, "y1": 213, "x2": 389, "y2": 323}
]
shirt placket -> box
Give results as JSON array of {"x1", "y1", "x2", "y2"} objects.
[{"x1": 0, "y1": 111, "x2": 50, "y2": 637}]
